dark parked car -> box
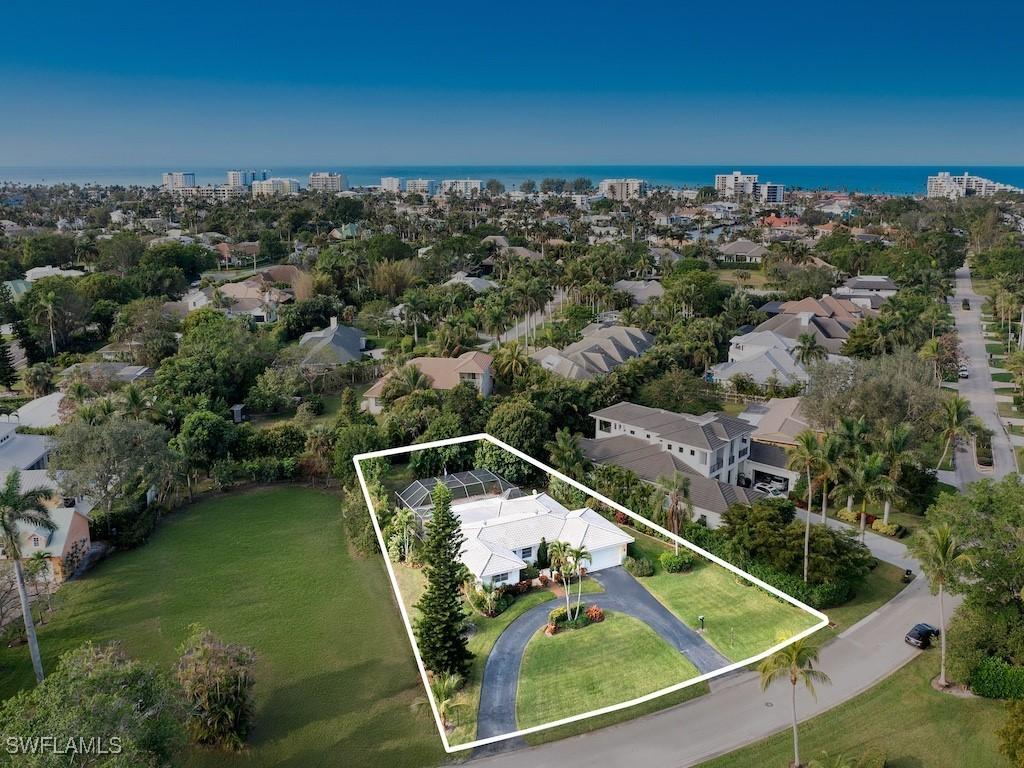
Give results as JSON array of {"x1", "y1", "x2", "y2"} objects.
[
  {"x1": 961, "y1": 298, "x2": 971, "y2": 310},
  {"x1": 905, "y1": 623, "x2": 941, "y2": 648}
]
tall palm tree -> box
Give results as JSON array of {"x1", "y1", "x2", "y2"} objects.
[
  {"x1": 657, "y1": 471, "x2": 692, "y2": 555},
  {"x1": 814, "y1": 434, "x2": 842, "y2": 523},
  {"x1": 758, "y1": 639, "x2": 831, "y2": 768},
  {"x1": 0, "y1": 470, "x2": 54, "y2": 683},
  {"x1": 935, "y1": 395, "x2": 972, "y2": 470},
  {"x1": 304, "y1": 424, "x2": 334, "y2": 485},
  {"x1": 876, "y1": 423, "x2": 917, "y2": 525},
  {"x1": 794, "y1": 333, "x2": 827, "y2": 366},
  {"x1": 788, "y1": 431, "x2": 820, "y2": 583},
  {"x1": 568, "y1": 545, "x2": 591, "y2": 620},
  {"x1": 834, "y1": 416, "x2": 869, "y2": 516},
  {"x1": 909, "y1": 523, "x2": 968, "y2": 687},
  {"x1": 547, "y1": 540, "x2": 573, "y2": 615},
  {"x1": 544, "y1": 428, "x2": 590, "y2": 481},
  {"x1": 917, "y1": 337, "x2": 942, "y2": 387},
  {"x1": 35, "y1": 290, "x2": 62, "y2": 355},
  {"x1": 118, "y1": 383, "x2": 151, "y2": 421},
  {"x1": 835, "y1": 452, "x2": 890, "y2": 542}
]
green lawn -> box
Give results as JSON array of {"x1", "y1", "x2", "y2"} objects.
[
  {"x1": 987, "y1": 342, "x2": 1009, "y2": 355},
  {"x1": 816, "y1": 562, "x2": 907, "y2": 642},
  {"x1": 444, "y1": 576, "x2": 604, "y2": 746},
  {"x1": 516, "y1": 611, "x2": 700, "y2": 730},
  {"x1": 627, "y1": 532, "x2": 822, "y2": 663},
  {"x1": 698, "y1": 653, "x2": 1007, "y2": 768},
  {"x1": 992, "y1": 371, "x2": 1016, "y2": 383},
  {"x1": 718, "y1": 269, "x2": 769, "y2": 288},
  {"x1": 250, "y1": 390, "x2": 354, "y2": 429},
  {"x1": 0, "y1": 486, "x2": 445, "y2": 768}
]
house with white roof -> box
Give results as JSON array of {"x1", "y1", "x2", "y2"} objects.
[
  {"x1": 531, "y1": 323, "x2": 654, "y2": 380},
  {"x1": 400, "y1": 476, "x2": 634, "y2": 585},
  {"x1": 832, "y1": 275, "x2": 898, "y2": 304}
]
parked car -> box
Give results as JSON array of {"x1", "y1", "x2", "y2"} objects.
[
  {"x1": 961, "y1": 298, "x2": 971, "y2": 310},
  {"x1": 959, "y1": 367, "x2": 969, "y2": 379},
  {"x1": 753, "y1": 482, "x2": 786, "y2": 498},
  {"x1": 905, "y1": 623, "x2": 941, "y2": 648}
]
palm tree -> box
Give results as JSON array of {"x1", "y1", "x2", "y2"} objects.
[
  {"x1": 657, "y1": 471, "x2": 692, "y2": 554},
  {"x1": 834, "y1": 416, "x2": 868, "y2": 516},
  {"x1": 118, "y1": 383, "x2": 151, "y2": 420},
  {"x1": 385, "y1": 364, "x2": 431, "y2": 401},
  {"x1": 65, "y1": 379, "x2": 94, "y2": 405},
  {"x1": 835, "y1": 451, "x2": 890, "y2": 542},
  {"x1": 568, "y1": 545, "x2": 591, "y2": 620},
  {"x1": 909, "y1": 523, "x2": 968, "y2": 687},
  {"x1": 918, "y1": 337, "x2": 942, "y2": 387},
  {"x1": 35, "y1": 290, "x2": 62, "y2": 355},
  {"x1": 492, "y1": 340, "x2": 530, "y2": 382},
  {"x1": 788, "y1": 431, "x2": 820, "y2": 583},
  {"x1": 21, "y1": 363, "x2": 55, "y2": 398},
  {"x1": 547, "y1": 540, "x2": 573, "y2": 615},
  {"x1": 0, "y1": 470, "x2": 55, "y2": 683},
  {"x1": 545, "y1": 429, "x2": 590, "y2": 481},
  {"x1": 808, "y1": 752, "x2": 854, "y2": 768},
  {"x1": 794, "y1": 333, "x2": 827, "y2": 365},
  {"x1": 304, "y1": 424, "x2": 334, "y2": 485},
  {"x1": 876, "y1": 423, "x2": 917, "y2": 524},
  {"x1": 429, "y1": 672, "x2": 464, "y2": 730},
  {"x1": 814, "y1": 434, "x2": 842, "y2": 523},
  {"x1": 758, "y1": 639, "x2": 831, "y2": 768},
  {"x1": 935, "y1": 395, "x2": 972, "y2": 470}
]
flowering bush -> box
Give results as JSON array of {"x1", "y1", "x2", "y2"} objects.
[{"x1": 585, "y1": 604, "x2": 605, "y2": 623}]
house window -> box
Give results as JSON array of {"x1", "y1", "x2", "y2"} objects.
[
  {"x1": 31, "y1": 536, "x2": 40, "y2": 547},
  {"x1": 599, "y1": 420, "x2": 611, "y2": 432},
  {"x1": 521, "y1": 547, "x2": 533, "y2": 559},
  {"x1": 690, "y1": 449, "x2": 695, "y2": 456},
  {"x1": 492, "y1": 572, "x2": 509, "y2": 584}
]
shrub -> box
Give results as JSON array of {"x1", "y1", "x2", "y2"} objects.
[
  {"x1": 303, "y1": 393, "x2": 325, "y2": 415},
  {"x1": 585, "y1": 604, "x2": 605, "y2": 623},
  {"x1": 538, "y1": 573, "x2": 550, "y2": 587},
  {"x1": 623, "y1": 556, "x2": 654, "y2": 578},
  {"x1": 835, "y1": 508, "x2": 860, "y2": 525},
  {"x1": 971, "y1": 656, "x2": 1024, "y2": 699},
  {"x1": 856, "y1": 746, "x2": 888, "y2": 768},
  {"x1": 870, "y1": 519, "x2": 904, "y2": 537},
  {"x1": 513, "y1": 580, "x2": 533, "y2": 595},
  {"x1": 659, "y1": 551, "x2": 695, "y2": 573},
  {"x1": 521, "y1": 565, "x2": 540, "y2": 580},
  {"x1": 614, "y1": 510, "x2": 632, "y2": 526},
  {"x1": 548, "y1": 606, "x2": 568, "y2": 624}
]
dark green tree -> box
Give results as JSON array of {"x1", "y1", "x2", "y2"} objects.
[
  {"x1": 415, "y1": 482, "x2": 472, "y2": 676},
  {"x1": 0, "y1": 337, "x2": 17, "y2": 390}
]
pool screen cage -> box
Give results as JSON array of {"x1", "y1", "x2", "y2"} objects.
[{"x1": 397, "y1": 469, "x2": 520, "y2": 515}]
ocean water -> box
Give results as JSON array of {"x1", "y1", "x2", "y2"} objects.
[{"x1": 3, "y1": 165, "x2": 1024, "y2": 196}]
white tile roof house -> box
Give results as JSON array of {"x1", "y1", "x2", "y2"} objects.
[{"x1": 419, "y1": 488, "x2": 635, "y2": 586}]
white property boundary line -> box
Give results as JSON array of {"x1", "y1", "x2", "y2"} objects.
[{"x1": 353, "y1": 433, "x2": 829, "y2": 754}]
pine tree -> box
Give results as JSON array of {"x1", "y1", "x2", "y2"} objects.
[
  {"x1": 0, "y1": 338, "x2": 15, "y2": 390},
  {"x1": 0, "y1": 283, "x2": 43, "y2": 365},
  {"x1": 414, "y1": 482, "x2": 472, "y2": 676}
]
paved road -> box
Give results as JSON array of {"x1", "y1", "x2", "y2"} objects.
[
  {"x1": 949, "y1": 265, "x2": 1017, "y2": 482},
  {"x1": 466, "y1": 531, "x2": 950, "y2": 768},
  {"x1": 793, "y1": 507, "x2": 916, "y2": 571},
  {"x1": 476, "y1": 567, "x2": 729, "y2": 744},
  {"x1": 480, "y1": 289, "x2": 567, "y2": 350}
]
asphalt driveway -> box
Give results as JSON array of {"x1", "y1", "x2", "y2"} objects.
[{"x1": 475, "y1": 566, "x2": 729, "y2": 746}]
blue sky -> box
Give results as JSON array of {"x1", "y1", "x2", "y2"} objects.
[{"x1": 2, "y1": 0, "x2": 1023, "y2": 165}]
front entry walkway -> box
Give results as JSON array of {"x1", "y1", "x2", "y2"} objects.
[{"x1": 475, "y1": 566, "x2": 729, "y2": 747}]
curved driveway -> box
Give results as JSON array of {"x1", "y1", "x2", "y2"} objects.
[{"x1": 476, "y1": 567, "x2": 729, "y2": 744}]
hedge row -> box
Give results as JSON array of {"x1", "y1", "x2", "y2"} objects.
[{"x1": 971, "y1": 656, "x2": 1024, "y2": 699}]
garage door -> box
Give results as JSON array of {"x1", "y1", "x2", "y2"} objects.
[{"x1": 588, "y1": 545, "x2": 624, "y2": 573}]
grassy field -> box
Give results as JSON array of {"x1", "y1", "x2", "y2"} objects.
[
  {"x1": 816, "y1": 562, "x2": 907, "y2": 641},
  {"x1": 627, "y1": 531, "x2": 821, "y2": 663},
  {"x1": 0, "y1": 487, "x2": 445, "y2": 768},
  {"x1": 250, "y1": 390, "x2": 354, "y2": 429},
  {"x1": 516, "y1": 611, "x2": 700, "y2": 730},
  {"x1": 992, "y1": 371, "x2": 1015, "y2": 383},
  {"x1": 717, "y1": 268, "x2": 769, "y2": 288},
  {"x1": 698, "y1": 653, "x2": 1008, "y2": 768}
]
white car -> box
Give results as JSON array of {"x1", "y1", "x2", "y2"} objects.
[
  {"x1": 959, "y1": 367, "x2": 969, "y2": 379},
  {"x1": 753, "y1": 482, "x2": 786, "y2": 498}
]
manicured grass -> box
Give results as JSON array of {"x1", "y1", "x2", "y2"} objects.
[
  {"x1": 998, "y1": 400, "x2": 1022, "y2": 418},
  {"x1": 816, "y1": 562, "x2": 907, "y2": 641},
  {"x1": 628, "y1": 531, "x2": 821, "y2": 663},
  {"x1": 443, "y1": 576, "x2": 605, "y2": 746},
  {"x1": 992, "y1": 371, "x2": 1015, "y2": 382},
  {"x1": 987, "y1": 342, "x2": 1009, "y2": 355},
  {"x1": 516, "y1": 612, "x2": 700, "y2": 730},
  {"x1": 718, "y1": 269, "x2": 769, "y2": 288},
  {"x1": 0, "y1": 486, "x2": 445, "y2": 768},
  {"x1": 698, "y1": 652, "x2": 1007, "y2": 768}
]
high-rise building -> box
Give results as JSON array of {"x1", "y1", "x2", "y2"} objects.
[
  {"x1": 308, "y1": 172, "x2": 346, "y2": 192},
  {"x1": 926, "y1": 171, "x2": 1023, "y2": 199},
  {"x1": 226, "y1": 169, "x2": 269, "y2": 187},
  {"x1": 757, "y1": 182, "x2": 785, "y2": 204},
  {"x1": 171, "y1": 185, "x2": 248, "y2": 201},
  {"x1": 252, "y1": 178, "x2": 302, "y2": 197},
  {"x1": 161, "y1": 171, "x2": 196, "y2": 191},
  {"x1": 406, "y1": 178, "x2": 437, "y2": 196},
  {"x1": 439, "y1": 179, "x2": 483, "y2": 196},
  {"x1": 714, "y1": 171, "x2": 758, "y2": 197},
  {"x1": 381, "y1": 177, "x2": 402, "y2": 193},
  {"x1": 598, "y1": 178, "x2": 647, "y2": 200}
]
